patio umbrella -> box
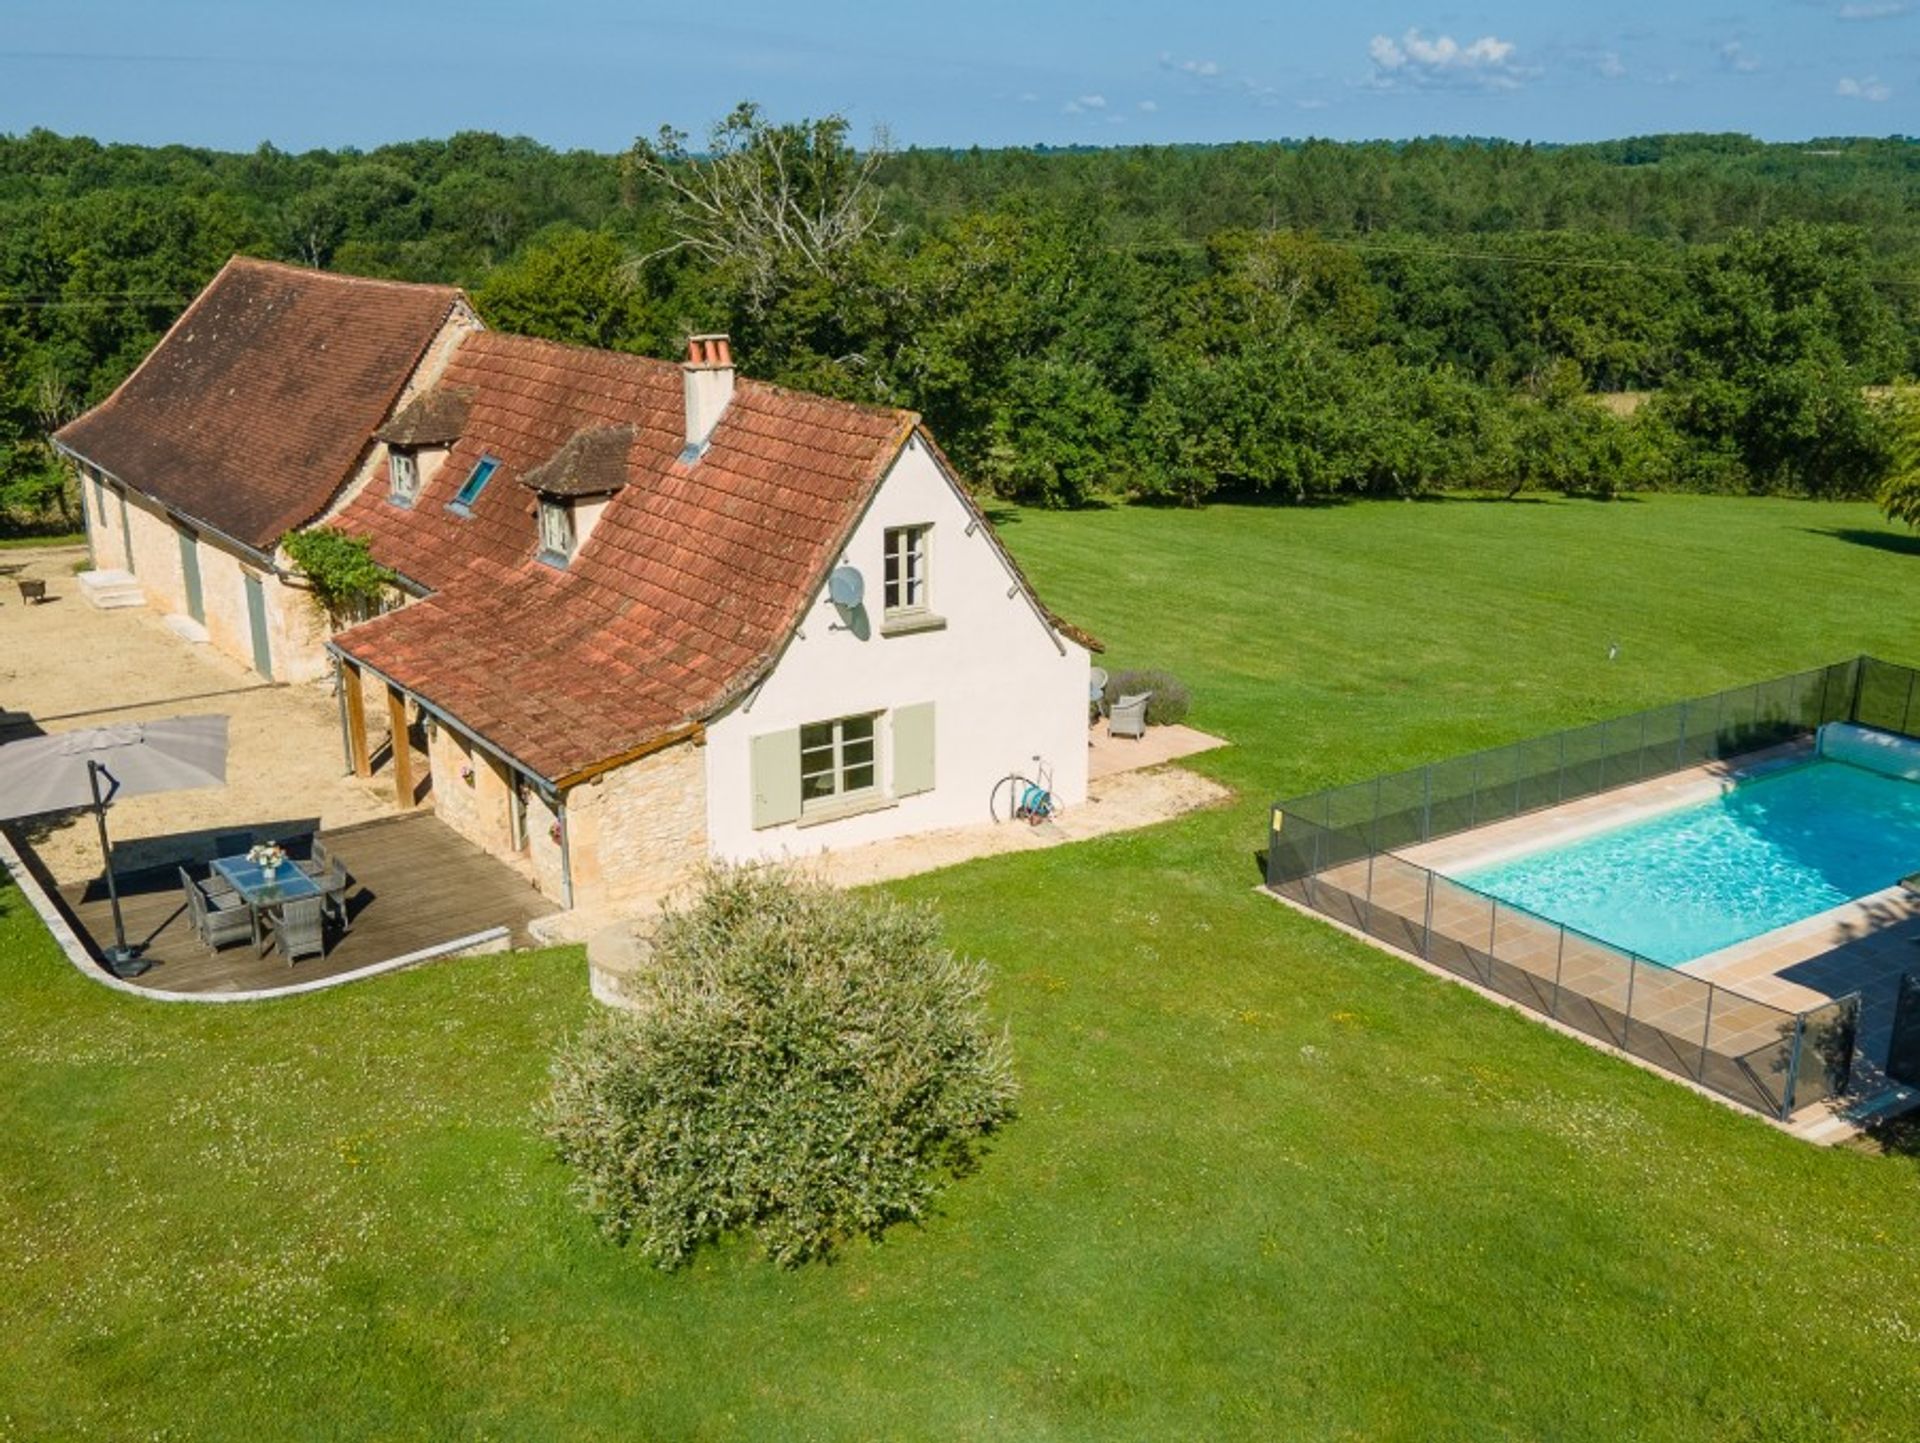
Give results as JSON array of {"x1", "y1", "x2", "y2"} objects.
[{"x1": 0, "y1": 715, "x2": 229, "y2": 976}]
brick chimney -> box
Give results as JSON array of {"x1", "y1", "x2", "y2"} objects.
[{"x1": 681, "y1": 333, "x2": 735, "y2": 459}]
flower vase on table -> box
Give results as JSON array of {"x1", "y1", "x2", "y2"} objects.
[{"x1": 246, "y1": 842, "x2": 288, "y2": 881}]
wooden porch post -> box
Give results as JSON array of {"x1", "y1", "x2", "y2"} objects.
[
  {"x1": 342, "y1": 662, "x2": 372, "y2": 779},
  {"x1": 387, "y1": 684, "x2": 414, "y2": 808}
]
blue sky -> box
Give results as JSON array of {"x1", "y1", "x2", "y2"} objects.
[{"x1": 1, "y1": 1, "x2": 1914, "y2": 151}]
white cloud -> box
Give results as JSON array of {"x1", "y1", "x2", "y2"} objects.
[
  {"x1": 1137, "y1": 99, "x2": 1159, "y2": 112},
  {"x1": 1077, "y1": 93, "x2": 1107, "y2": 109},
  {"x1": 1017, "y1": 91, "x2": 1038, "y2": 103},
  {"x1": 1597, "y1": 51, "x2": 1627, "y2": 79},
  {"x1": 1367, "y1": 29, "x2": 1529, "y2": 90},
  {"x1": 1296, "y1": 97, "x2": 1330, "y2": 110},
  {"x1": 1837, "y1": 74, "x2": 1893, "y2": 99},
  {"x1": 1830, "y1": 1, "x2": 1912, "y2": 19},
  {"x1": 1159, "y1": 54, "x2": 1222, "y2": 77},
  {"x1": 1718, "y1": 40, "x2": 1760, "y2": 73}
]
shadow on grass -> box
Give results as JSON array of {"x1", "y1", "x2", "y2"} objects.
[
  {"x1": 1852, "y1": 1109, "x2": 1920, "y2": 1164},
  {"x1": 978, "y1": 496, "x2": 1117, "y2": 527},
  {"x1": 1805, "y1": 527, "x2": 1920, "y2": 558}
]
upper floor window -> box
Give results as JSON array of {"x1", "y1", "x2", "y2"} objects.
[
  {"x1": 537, "y1": 497, "x2": 576, "y2": 566},
  {"x1": 449, "y1": 455, "x2": 498, "y2": 515},
  {"x1": 883, "y1": 525, "x2": 930, "y2": 614},
  {"x1": 389, "y1": 447, "x2": 419, "y2": 506}
]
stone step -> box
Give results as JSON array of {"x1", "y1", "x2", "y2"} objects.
[
  {"x1": 76, "y1": 568, "x2": 146, "y2": 610},
  {"x1": 162, "y1": 614, "x2": 209, "y2": 645}
]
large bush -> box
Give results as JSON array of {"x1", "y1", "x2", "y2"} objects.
[{"x1": 545, "y1": 866, "x2": 1017, "y2": 1269}]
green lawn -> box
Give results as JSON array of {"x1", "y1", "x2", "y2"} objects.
[{"x1": 6, "y1": 494, "x2": 1920, "y2": 1441}]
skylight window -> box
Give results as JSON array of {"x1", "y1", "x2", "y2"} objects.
[{"x1": 448, "y1": 455, "x2": 498, "y2": 515}]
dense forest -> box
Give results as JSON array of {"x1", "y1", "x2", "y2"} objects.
[{"x1": 2, "y1": 116, "x2": 1918, "y2": 532}]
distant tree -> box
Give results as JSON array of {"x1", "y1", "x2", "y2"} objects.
[
  {"x1": 1661, "y1": 223, "x2": 1898, "y2": 496},
  {"x1": 474, "y1": 227, "x2": 657, "y2": 352},
  {"x1": 626, "y1": 102, "x2": 891, "y2": 313},
  {"x1": 1879, "y1": 388, "x2": 1920, "y2": 528}
]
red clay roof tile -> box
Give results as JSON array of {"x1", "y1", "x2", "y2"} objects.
[
  {"x1": 333, "y1": 331, "x2": 917, "y2": 781},
  {"x1": 55, "y1": 257, "x2": 463, "y2": 550}
]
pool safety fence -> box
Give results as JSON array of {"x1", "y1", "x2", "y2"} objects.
[{"x1": 1266, "y1": 656, "x2": 1920, "y2": 1119}]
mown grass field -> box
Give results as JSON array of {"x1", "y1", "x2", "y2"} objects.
[{"x1": 4, "y1": 494, "x2": 1920, "y2": 1441}]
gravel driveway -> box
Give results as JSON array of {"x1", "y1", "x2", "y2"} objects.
[{"x1": 1, "y1": 544, "x2": 405, "y2": 884}]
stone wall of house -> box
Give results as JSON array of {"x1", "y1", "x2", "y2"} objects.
[
  {"x1": 422, "y1": 717, "x2": 578, "y2": 903},
  {"x1": 527, "y1": 787, "x2": 567, "y2": 902},
  {"x1": 427, "y1": 721, "x2": 521, "y2": 858},
  {"x1": 563, "y1": 740, "x2": 708, "y2": 911}
]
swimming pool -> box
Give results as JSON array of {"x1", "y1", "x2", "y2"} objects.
[{"x1": 1456, "y1": 758, "x2": 1920, "y2": 965}]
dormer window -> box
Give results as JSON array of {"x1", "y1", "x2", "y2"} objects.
[
  {"x1": 388, "y1": 447, "x2": 419, "y2": 506},
  {"x1": 375, "y1": 387, "x2": 472, "y2": 508},
  {"x1": 520, "y1": 423, "x2": 630, "y2": 571},
  {"x1": 538, "y1": 497, "x2": 576, "y2": 566},
  {"x1": 449, "y1": 455, "x2": 498, "y2": 516}
]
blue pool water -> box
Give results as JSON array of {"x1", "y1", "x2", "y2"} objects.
[{"x1": 1457, "y1": 759, "x2": 1920, "y2": 965}]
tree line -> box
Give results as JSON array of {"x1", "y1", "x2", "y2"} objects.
[{"x1": 2, "y1": 115, "x2": 1917, "y2": 531}]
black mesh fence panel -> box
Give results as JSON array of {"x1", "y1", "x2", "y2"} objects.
[
  {"x1": 1260, "y1": 656, "x2": 1912, "y2": 1121},
  {"x1": 1856, "y1": 657, "x2": 1918, "y2": 737}
]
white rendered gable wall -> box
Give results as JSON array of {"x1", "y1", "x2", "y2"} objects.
[{"x1": 703, "y1": 434, "x2": 1091, "y2": 862}]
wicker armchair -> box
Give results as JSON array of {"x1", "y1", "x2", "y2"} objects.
[
  {"x1": 267, "y1": 895, "x2": 326, "y2": 965},
  {"x1": 319, "y1": 858, "x2": 353, "y2": 933},
  {"x1": 296, "y1": 835, "x2": 332, "y2": 880},
  {"x1": 180, "y1": 866, "x2": 251, "y2": 952},
  {"x1": 1108, "y1": 692, "x2": 1151, "y2": 740}
]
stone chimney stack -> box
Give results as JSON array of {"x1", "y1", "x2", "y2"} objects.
[{"x1": 681, "y1": 333, "x2": 735, "y2": 458}]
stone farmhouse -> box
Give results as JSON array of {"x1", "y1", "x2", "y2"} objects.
[{"x1": 54, "y1": 257, "x2": 1097, "y2": 911}]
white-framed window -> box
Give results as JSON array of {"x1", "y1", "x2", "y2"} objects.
[
  {"x1": 800, "y1": 713, "x2": 877, "y2": 808},
  {"x1": 883, "y1": 525, "x2": 929, "y2": 614},
  {"x1": 389, "y1": 447, "x2": 419, "y2": 505},
  {"x1": 538, "y1": 497, "x2": 575, "y2": 563}
]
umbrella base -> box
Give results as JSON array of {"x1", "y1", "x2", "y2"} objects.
[{"x1": 101, "y1": 945, "x2": 151, "y2": 979}]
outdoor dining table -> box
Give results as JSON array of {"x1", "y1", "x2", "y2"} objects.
[{"x1": 210, "y1": 853, "x2": 325, "y2": 954}]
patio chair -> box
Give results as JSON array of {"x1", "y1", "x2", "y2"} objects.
[
  {"x1": 15, "y1": 578, "x2": 47, "y2": 605},
  {"x1": 318, "y1": 858, "x2": 353, "y2": 933},
  {"x1": 297, "y1": 835, "x2": 333, "y2": 879},
  {"x1": 179, "y1": 866, "x2": 251, "y2": 953},
  {"x1": 1088, "y1": 666, "x2": 1110, "y2": 724},
  {"x1": 1108, "y1": 691, "x2": 1151, "y2": 741},
  {"x1": 266, "y1": 895, "x2": 326, "y2": 966}
]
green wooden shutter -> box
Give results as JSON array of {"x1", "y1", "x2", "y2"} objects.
[
  {"x1": 750, "y1": 728, "x2": 802, "y2": 828},
  {"x1": 892, "y1": 702, "x2": 936, "y2": 797}
]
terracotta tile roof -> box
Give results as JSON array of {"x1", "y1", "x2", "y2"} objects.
[
  {"x1": 54, "y1": 257, "x2": 463, "y2": 551},
  {"x1": 332, "y1": 331, "x2": 920, "y2": 782},
  {"x1": 519, "y1": 425, "x2": 632, "y2": 497}
]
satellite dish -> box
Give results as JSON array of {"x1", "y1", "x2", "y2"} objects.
[{"x1": 827, "y1": 565, "x2": 864, "y2": 609}]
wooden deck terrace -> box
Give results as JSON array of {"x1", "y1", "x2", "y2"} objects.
[{"x1": 46, "y1": 811, "x2": 558, "y2": 996}]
